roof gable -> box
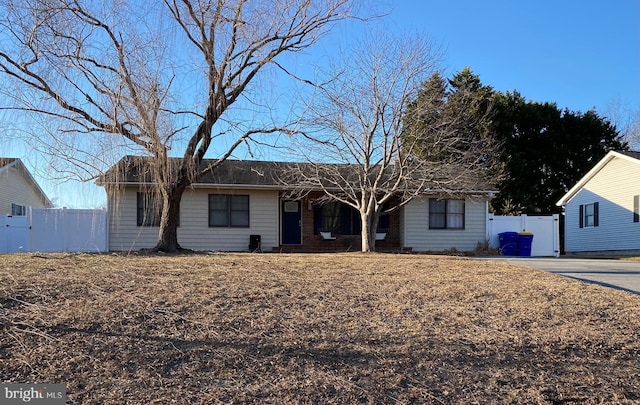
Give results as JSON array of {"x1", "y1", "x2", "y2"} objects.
[
  {"x1": 556, "y1": 150, "x2": 640, "y2": 206},
  {"x1": 0, "y1": 157, "x2": 54, "y2": 208}
]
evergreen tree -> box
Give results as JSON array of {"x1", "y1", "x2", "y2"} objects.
[
  {"x1": 402, "y1": 68, "x2": 497, "y2": 173},
  {"x1": 491, "y1": 92, "x2": 628, "y2": 214},
  {"x1": 403, "y1": 68, "x2": 629, "y2": 215}
]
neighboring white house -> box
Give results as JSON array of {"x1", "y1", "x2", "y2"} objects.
[
  {"x1": 97, "y1": 156, "x2": 496, "y2": 253},
  {"x1": 556, "y1": 150, "x2": 640, "y2": 256},
  {"x1": 0, "y1": 158, "x2": 53, "y2": 215}
]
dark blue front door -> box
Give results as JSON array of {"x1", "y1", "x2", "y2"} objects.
[{"x1": 281, "y1": 201, "x2": 302, "y2": 245}]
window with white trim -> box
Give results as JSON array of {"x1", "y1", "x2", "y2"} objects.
[
  {"x1": 208, "y1": 194, "x2": 249, "y2": 227},
  {"x1": 11, "y1": 203, "x2": 26, "y2": 216},
  {"x1": 579, "y1": 202, "x2": 599, "y2": 228},
  {"x1": 137, "y1": 192, "x2": 162, "y2": 226},
  {"x1": 429, "y1": 198, "x2": 465, "y2": 229}
]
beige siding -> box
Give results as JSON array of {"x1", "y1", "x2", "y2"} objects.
[
  {"x1": 565, "y1": 157, "x2": 640, "y2": 253},
  {"x1": 399, "y1": 204, "x2": 406, "y2": 248},
  {"x1": 0, "y1": 165, "x2": 49, "y2": 215},
  {"x1": 108, "y1": 187, "x2": 279, "y2": 251},
  {"x1": 402, "y1": 197, "x2": 487, "y2": 252}
]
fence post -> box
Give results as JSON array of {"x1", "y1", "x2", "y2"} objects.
[
  {"x1": 27, "y1": 206, "x2": 32, "y2": 253},
  {"x1": 487, "y1": 213, "x2": 494, "y2": 243},
  {"x1": 553, "y1": 214, "x2": 560, "y2": 257},
  {"x1": 64, "y1": 208, "x2": 70, "y2": 252}
]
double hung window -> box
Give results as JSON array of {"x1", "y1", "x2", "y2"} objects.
[
  {"x1": 579, "y1": 202, "x2": 599, "y2": 228},
  {"x1": 209, "y1": 195, "x2": 249, "y2": 227},
  {"x1": 429, "y1": 199, "x2": 465, "y2": 229}
]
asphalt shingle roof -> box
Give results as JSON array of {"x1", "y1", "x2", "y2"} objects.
[
  {"x1": 98, "y1": 156, "x2": 297, "y2": 187},
  {"x1": 618, "y1": 150, "x2": 640, "y2": 160},
  {"x1": 98, "y1": 155, "x2": 497, "y2": 193}
]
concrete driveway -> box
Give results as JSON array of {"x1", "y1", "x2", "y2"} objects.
[{"x1": 483, "y1": 257, "x2": 640, "y2": 295}]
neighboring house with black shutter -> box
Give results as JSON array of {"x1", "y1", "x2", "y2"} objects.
[
  {"x1": 97, "y1": 156, "x2": 496, "y2": 253},
  {"x1": 0, "y1": 158, "x2": 53, "y2": 215},
  {"x1": 557, "y1": 150, "x2": 640, "y2": 256}
]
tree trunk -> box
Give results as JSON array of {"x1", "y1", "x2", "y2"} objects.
[
  {"x1": 154, "y1": 186, "x2": 186, "y2": 252},
  {"x1": 360, "y1": 209, "x2": 380, "y2": 253},
  {"x1": 368, "y1": 211, "x2": 380, "y2": 253}
]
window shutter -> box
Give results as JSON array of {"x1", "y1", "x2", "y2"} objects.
[
  {"x1": 593, "y1": 202, "x2": 599, "y2": 227},
  {"x1": 579, "y1": 204, "x2": 584, "y2": 228},
  {"x1": 634, "y1": 195, "x2": 640, "y2": 223},
  {"x1": 136, "y1": 192, "x2": 144, "y2": 226}
]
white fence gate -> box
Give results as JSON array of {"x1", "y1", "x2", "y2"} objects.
[
  {"x1": 0, "y1": 215, "x2": 29, "y2": 253},
  {"x1": 0, "y1": 208, "x2": 108, "y2": 253},
  {"x1": 487, "y1": 214, "x2": 560, "y2": 257}
]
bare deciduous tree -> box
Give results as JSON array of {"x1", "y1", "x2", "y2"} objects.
[
  {"x1": 626, "y1": 111, "x2": 640, "y2": 150},
  {"x1": 605, "y1": 100, "x2": 640, "y2": 150},
  {"x1": 282, "y1": 32, "x2": 499, "y2": 252},
  {"x1": 0, "y1": 0, "x2": 354, "y2": 251}
]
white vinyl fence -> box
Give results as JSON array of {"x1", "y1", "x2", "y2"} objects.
[
  {"x1": 0, "y1": 208, "x2": 108, "y2": 253},
  {"x1": 486, "y1": 214, "x2": 560, "y2": 257}
]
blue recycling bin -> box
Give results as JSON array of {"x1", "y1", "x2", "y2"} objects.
[
  {"x1": 498, "y1": 232, "x2": 519, "y2": 256},
  {"x1": 517, "y1": 232, "x2": 534, "y2": 257}
]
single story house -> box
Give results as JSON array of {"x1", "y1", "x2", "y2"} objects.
[
  {"x1": 97, "y1": 156, "x2": 496, "y2": 253},
  {"x1": 0, "y1": 158, "x2": 53, "y2": 216},
  {"x1": 556, "y1": 150, "x2": 640, "y2": 256}
]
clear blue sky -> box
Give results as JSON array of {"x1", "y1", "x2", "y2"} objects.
[
  {"x1": 388, "y1": 0, "x2": 639, "y2": 115},
  {"x1": 3, "y1": 0, "x2": 639, "y2": 208}
]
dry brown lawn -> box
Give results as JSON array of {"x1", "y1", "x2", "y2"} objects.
[{"x1": 1, "y1": 253, "x2": 639, "y2": 404}]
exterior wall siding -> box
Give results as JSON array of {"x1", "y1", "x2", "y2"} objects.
[
  {"x1": 0, "y1": 165, "x2": 49, "y2": 215},
  {"x1": 399, "y1": 204, "x2": 406, "y2": 248},
  {"x1": 402, "y1": 197, "x2": 487, "y2": 252},
  {"x1": 107, "y1": 187, "x2": 489, "y2": 253},
  {"x1": 565, "y1": 158, "x2": 640, "y2": 253},
  {"x1": 108, "y1": 187, "x2": 279, "y2": 252}
]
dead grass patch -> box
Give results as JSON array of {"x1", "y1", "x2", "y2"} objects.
[{"x1": 1, "y1": 253, "x2": 639, "y2": 404}]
